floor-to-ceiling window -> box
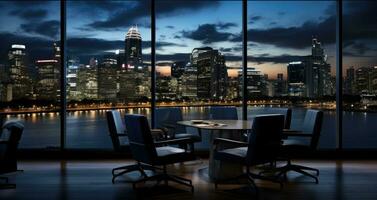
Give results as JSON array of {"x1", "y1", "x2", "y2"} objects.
[
  {"x1": 342, "y1": 0, "x2": 377, "y2": 149},
  {"x1": 247, "y1": 1, "x2": 337, "y2": 149},
  {"x1": 66, "y1": 1, "x2": 151, "y2": 149},
  {"x1": 0, "y1": 1, "x2": 61, "y2": 148},
  {"x1": 155, "y1": 0, "x2": 243, "y2": 149}
]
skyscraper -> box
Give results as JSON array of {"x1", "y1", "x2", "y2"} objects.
[
  {"x1": 238, "y1": 68, "x2": 267, "y2": 98},
  {"x1": 287, "y1": 61, "x2": 306, "y2": 97},
  {"x1": 98, "y1": 58, "x2": 118, "y2": 101},
  {"x1": 35, "y1": 59, "x2": 60, "y2": 101},
  {"x1": 7, "y1": 44, "x2": 32, "y2": 100},
  {"x1": 344, "y1": 67, "x2": 355, "y2": 95},
  {"x1": 124, "y1": 26, "x2": 142, "y2": 70},
  {"x1": 191, "y1": 47, "x2": 228, "y2": 100}
]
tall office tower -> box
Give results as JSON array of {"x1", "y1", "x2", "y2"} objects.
[
  {"x1": 306, "y1": 37, "x2": 332, "y2": 97},
  {"x1": 274, "y1": 73, "x2": 286, "y2": 96},
  {"x1": 125, "y1": 26, "x2": 142, "y2": 70},
  {"x1": 53, "y1": 42, "x2": 61, "y2": 63},
  {"x1": 77, "y1": 64, "x2": 98, "y2": 100},
  {"x1": 156, "y1": 75, "x2": 176, "y2": 101},
  {"x1": 98, "y1": 58, "x2": 118, "y2": 101},
  {"x1": 238, "y1": 68, "x2": 267, "y2": 98},
  {"x1": 370, "y1": 66, "x2": 377, "y2": 94},
  {"x1": 0, "y1": 64, "x2": 12, "y2": 102},
  {"x1": 287, "y1": 61, "x2": 306, "y2": 97},
  {"x1": 7, "y1": 44, "x2": 32, "y2": 100},
  {"x1": 181, "y1": 66, "x2": 197, "y2": 100},
  {"x1": 191, "y1": 47, "x2": 228, "y2": 100},
  {"x1": 67, "y1": 59, "x2": 80, "y2": 100},
  {"x1": 35, "y1": 59, "x2": 60, "y2": 101},
  {"x1": 344, "y1": 67, "x2": 355, "y2": 95},
  {"x1": 355, "y1": 67, "x2": 369, "y2": 94},
  {"x1": 227, "y1": 76, "x2": 240, "y2": 100}
]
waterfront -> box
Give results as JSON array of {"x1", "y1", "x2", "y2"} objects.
[{"x1": 4, "y1": 106, "x2": 376, "y2": 149}]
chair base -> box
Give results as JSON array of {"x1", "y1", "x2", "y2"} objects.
[
  {"x1": 0, "y1": 177, "x2": 16, "y2": 189},
  {"x1": 112, "y1": 163, "x2": 156, "y2": 183},
  {"x1": 214, "y1": 172, "x2": 283, "y2": 197},
  {"x1": 132, "y1": 171, "x2": 194, "y2": 193},
  {"x1": 276, "y1": 163, "x2": 319, "y2": 184}
]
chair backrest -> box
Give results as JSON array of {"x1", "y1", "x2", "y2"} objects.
[
  {"x1": 257, "y1": 107, "x2": 292, "y2": 129},
  {"x1": 106, "y1": 110, "x2": 125, "y2": 151},
  {"x1": 302, "y1": 109, "x2": 323, "y2": 149},
  {"x1": 209, "y1": 106, "x2": 238, "y2": 120},
  {"x1": 246, "y1": 114, "x2": 284, "y2": 165},
  {"x1": 125, "y1": 114, "x2": 157, "y2": 165},
  {"x1": 155, "y1": 107, "x2": 185, "y2": 133},
  {"x1": 0, "y1": 121, "x2": 24, "y2": 173}
]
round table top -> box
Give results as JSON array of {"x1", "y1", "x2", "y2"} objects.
[{"x1": 177, "y1": 120, "x2": 252, "y2": 130}]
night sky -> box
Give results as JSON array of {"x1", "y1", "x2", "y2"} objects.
[{"x1": 0, "y1": 0, "x2": 376, "y2": 78}]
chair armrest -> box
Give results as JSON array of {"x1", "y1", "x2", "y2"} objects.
[
  {"x1": 151, "y1": 129, "x2": 167, "y2": 139},
  {"x1": 283, "y1": 130, "x2": 313, "y2": 137},
  {"x1": 154, "y1": 137, "x2": 194, "y2": 146},
  {"x1": 213, "y1": 138, "x2": 248, "y2": 146},
  {"x1": 0, "y1": 139, "x2": 8, "y2": 144}
]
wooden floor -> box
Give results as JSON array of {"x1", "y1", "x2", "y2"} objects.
[{"x1": 1, "y1": 159, "x2": 377, "y2": 200}]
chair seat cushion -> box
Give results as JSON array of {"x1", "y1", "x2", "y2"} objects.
[
  {"x1": 175, "y1": 133, "x2": 201, "y2": 142},
  {"x1": 281, "y1": 139, "x2": 312, "y2": 156},
  {"x1": 155, "y1": 146, "x2": 195, "y2": 165},
  {"x1": 214, "y1": 147, "x2": 248, "y2": 163}
]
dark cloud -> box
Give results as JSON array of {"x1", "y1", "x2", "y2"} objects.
[
  {"x1": 20, "y1": 20, "x2": 60, "y2": 39},
  {"x1": 86, "y1": 0, "x2": 219, "y2": 30},
  {"x1": 249, "y1": 15, "x2": 263, "y2": 24},
  {"x1": 0, "y1": 32, "x2": 56, "y2": 64},
  {"x1": 233, "y1": 15, "x2": 336, "y2": 49},
  {"x1": 181, "y1": 24, "x2": 236, "y2": 44},
  {"x1": 9, "y1": 9, "x2": 47, "y2": 20},
  {"x1": 216, "y1": 22, "x2": 237, "y2": 30},
  {"x1": 166, "y1": 25, "x2": 175, "y2": 29},
  {"x1": 278, "y1": 12, "x2": 286, "y2": 16}
]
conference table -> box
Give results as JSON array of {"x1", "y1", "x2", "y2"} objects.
[{"x1": 177, "y1": 119, "x2": 253, "y2": 181}]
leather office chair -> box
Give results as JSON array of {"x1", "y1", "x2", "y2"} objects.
[
  {"x1": 278, "y1": 109, "x2": 323, "y2": 183},
  {"x1": 125, "y1": 114, "x2": 195, "y2": 192},
  {"x1": 213, "y1": 114, "x2": 285, "y2": 194},
  {"x1": 209, "y1": 106, "x2": 238, "y2": 120},
  {"x1": 257, "y1": 107, "x2": 292, "y2": 130},
  {"x1": 106, "y1": 110, "x2": 163, "y2": 183},
  {"x1": 0, "y1": 121, "x2": 24, "y2": 189},
  {"x1": 155, "y1": 107, "x2": 201, "y2": 151}
]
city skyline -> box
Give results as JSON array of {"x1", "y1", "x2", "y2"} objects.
[{"x1": 0, "y1": 1, "x2": 376, "y2": 79}]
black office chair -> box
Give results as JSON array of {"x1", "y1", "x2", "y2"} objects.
[
  {"x1": 213, "y1": 114, "x2": 285, "y2": 194},
  {"x1": 278, "y1": 109, "x2": 323, "y2": 183},
  {"x1": 0, "y1": 121, "x2": 24, "y2": 189},
  {"x1": 125, "y1": 114, "x2": 195, "y2": 192},
  {"x1": 209, "y1": 106, "x2": 238, "y2": 120},
  {"x1": 257, "y1": 107, "x2": 292, "y2": 130},
  {"x1": 106, "y1": 110, "x2": 164, "y2": 183},
  {"x1": 155, "y1": 107, "x2": 201, "y2": 151}
]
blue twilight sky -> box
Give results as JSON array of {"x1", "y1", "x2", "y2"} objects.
[{"x1": 0, "y1": 0, "x2": 376, "y2": 79}]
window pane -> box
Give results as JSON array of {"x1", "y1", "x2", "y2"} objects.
[
  {"x1": 67, "y1": 1, "x2": 151, "y2": 149},
  {"x1": 0, "y1": 1, "x2": 61, "y2": 148},
  {"x1": 248, "y1": 1, "x2": 337, "y2": 149},
  {"x1": 156, "y1": 0, "x2": 243, "y2": 149},
  {"x1": 342, "y1": 1, "x2": 377, "y2": 149}
]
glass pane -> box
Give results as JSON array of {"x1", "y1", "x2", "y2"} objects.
[
  {"x1": 248, "y1": 1, "x2": 337, "y2": 149},
  {"x1": 156, "y1": 0, "x2": 243, "y2": 149},
  {"x1": 0, "y1": 1, "x2": 61, "y2": 148},
  {"x1": 67, "y1": 1, "x2": 151, "y2": 149},
  {"x1": 342, "y1": 1, "x2": 377, "y2": 149}
]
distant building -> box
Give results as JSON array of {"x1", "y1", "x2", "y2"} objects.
[
  {"x1": 238, "y1": 68, "x2": 267, "y2": 98},
  {"x1": 35, "y1": 59, "x2": 60, "y2": 101},
  {"x1": 191, "y1": 47, "x2": 228, "y2": 100},
  {"x1": 181, "y1": 66, "x2": 197, "y2": 100},
  {"x1": 67, "y1": 59, "x2": 80, "y2": 100},
  {"x1": 98, "y1": 58, "x2": 118, "y2": 101},
  {"x1": 124, "y1": 26, "x2": 142, "y2": 70},
  {"x1": 286, "y1": 38, "x2": 333, "y2": 98},
  {"x1": 77, "y1": 64, "x2": 98, "y2": 100},
  {"x1": 274, "y1": 73, "x2": 286, "y2": 96},
  {"x1": 7, "y1": 44, "x2": 33, "y2": 100},
  {"x1": 171, "y1": 61, "x2": 186, "y2": 79},
  {"x1": 344, "y1": 67, "x2": 355, "y2": 95},
  {"x1": 287, "y1": 61, "x2": 306, "y2": 97}
]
